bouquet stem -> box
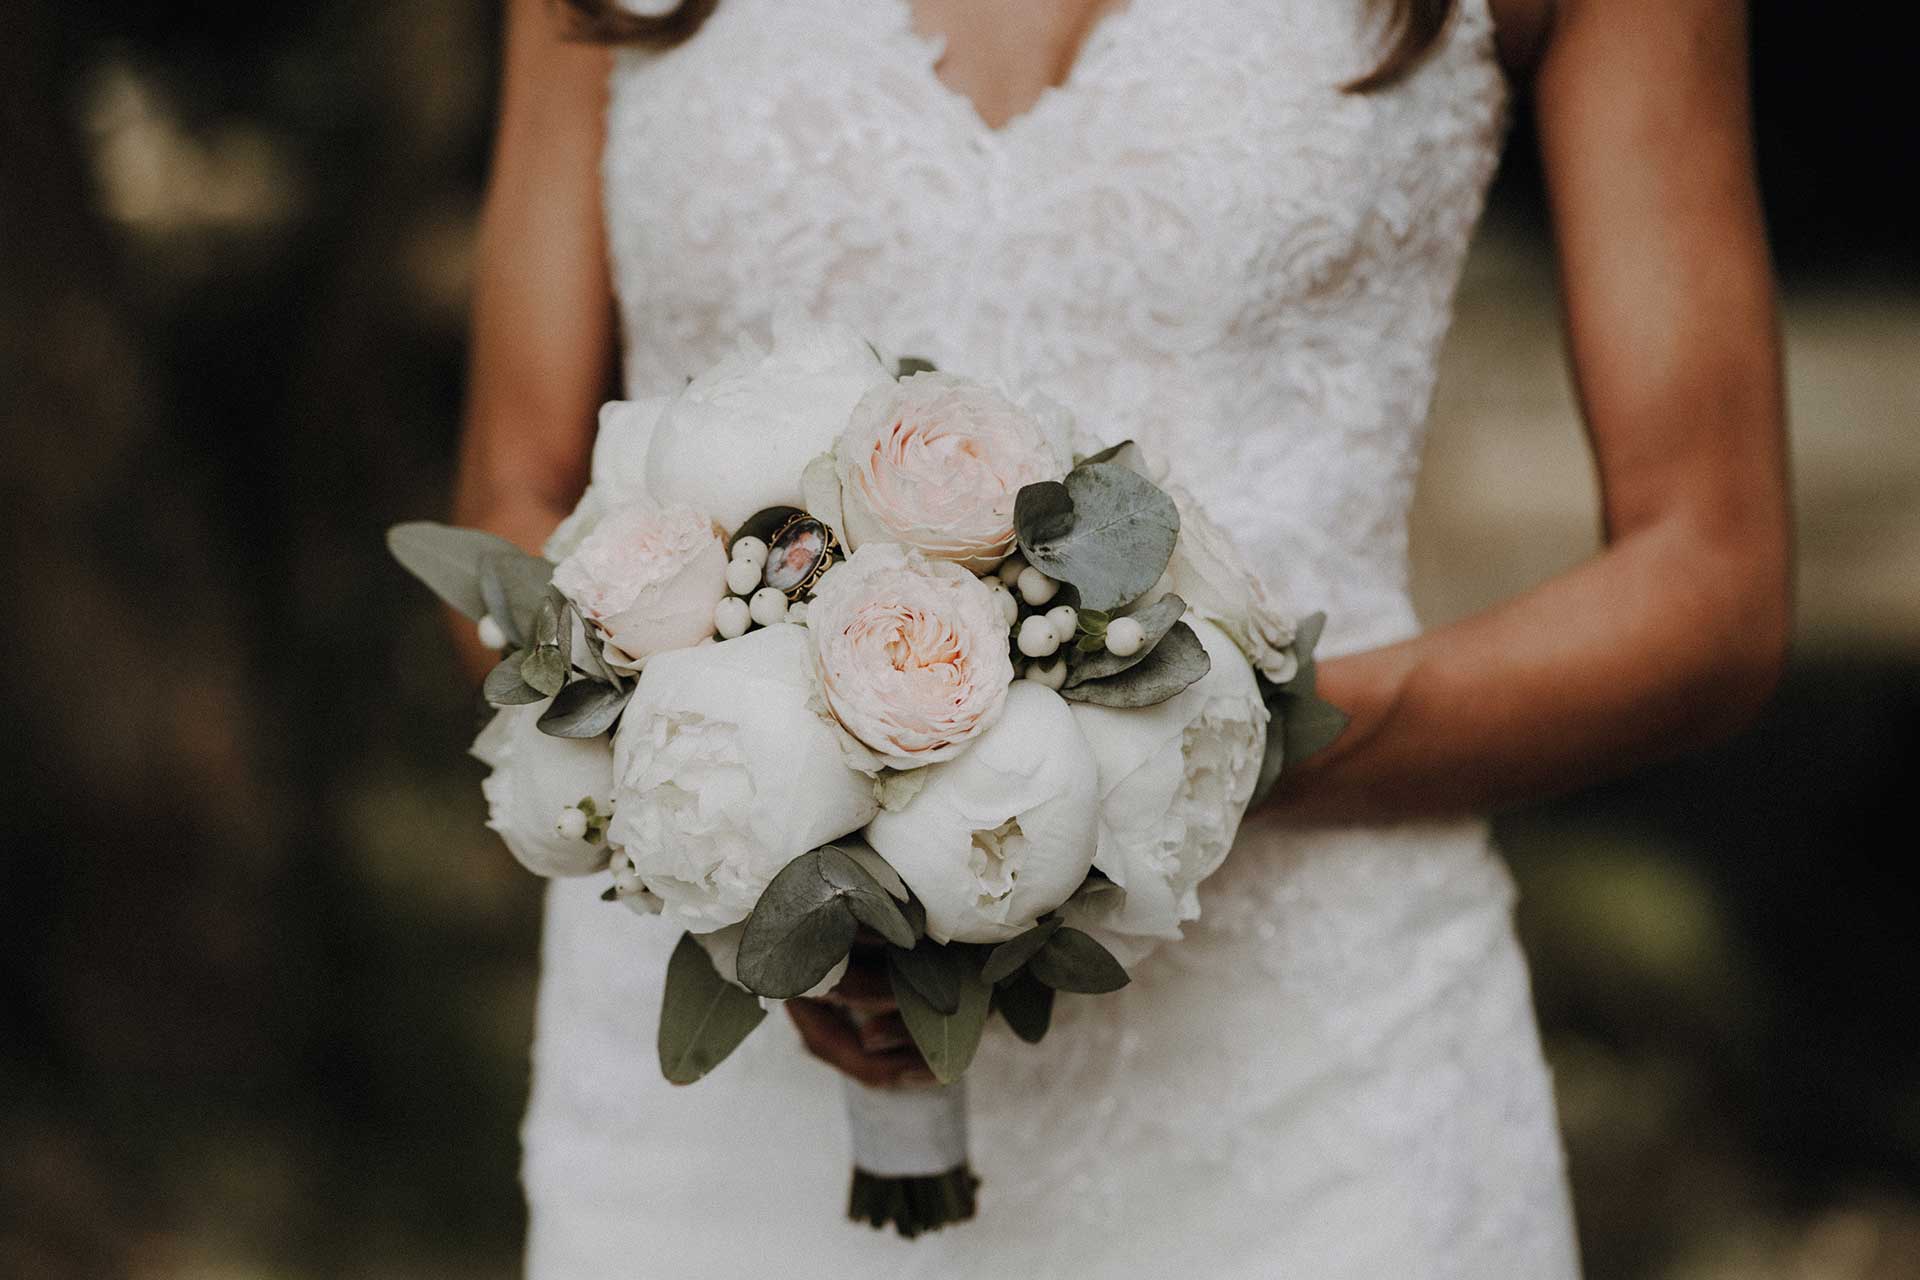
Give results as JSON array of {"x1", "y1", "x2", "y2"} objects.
[{"x1": 841, "y1": 1078, "x2": 978, "y2": 1238}]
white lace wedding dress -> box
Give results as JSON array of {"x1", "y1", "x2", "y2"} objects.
[{"x1": 522, "y1": 0, "x2": 1582, "y2": 1274}]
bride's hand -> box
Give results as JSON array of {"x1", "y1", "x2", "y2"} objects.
[{"x1": 785, "y1": 948, "x2": 932, "y2": 1088}]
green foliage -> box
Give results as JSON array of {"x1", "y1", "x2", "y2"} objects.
[
  {"x1": 537, "y1": 679, "x2": 631, "y2": 739},
  {"x1": 979, "y1": 918, "x2": 1061, "y2": 984},
  {"x1": 481, "y1": 651, "x2": 545, "y2": 706},
  {"x1": 1027, "y1": 927, "x2": 1130, "y2": 994},
  {"x1": 1013, "y1": 462, "x2": 1180, "y2": 613},
  {"x1": 993, "y1": 970, "x2": 1056, "y2": 1044},
  {"x1": 1058, "y1": 620, "x2": 1211, "y2": 708},
  {"x1": 736, "y1": 846, "x2": 913, "y2": 999},
  {"x1": 657, "y1": 932, "x2": 767, "y2": 1085},
  {"x1": 886, "y1": 941, "x2": 964, "y2": 1016},
  {"x1": 1250, "y1": 611, "x2": 1351, "y2": 806},
  {"x1": 890, "y1": 956, "x2": 991, "y2": 1084}
]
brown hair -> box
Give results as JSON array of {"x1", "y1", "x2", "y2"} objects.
[{"x1": 557, "y1": 0, "x2": 1458, "y2": 92}]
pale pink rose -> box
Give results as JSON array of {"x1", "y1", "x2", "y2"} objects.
[
  {"x1": 551, "y1": 500, "x2": 727, "y2": 669},
  {"x1": 806, "y1": 543, "x2": 1014, "y2": 770},
  {"x1": 835, "y1": 373, "x2": 1068, "y2": 572}
]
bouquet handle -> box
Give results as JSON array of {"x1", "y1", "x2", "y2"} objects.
[{"x1": 841, "y1": 1077, "x2": 979, "y2": 1237}]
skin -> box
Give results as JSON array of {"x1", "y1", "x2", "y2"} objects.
[{"x1": 456, "y1": 0, "x2": 1790, "y2": 1085}]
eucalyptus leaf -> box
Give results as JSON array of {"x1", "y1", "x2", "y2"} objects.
[
  {"x1": 890, "y1": 958, "x2": 991, "y2": 1084},
  {"x1": 482, "y1": 651, "x2": 546, "y2": 706},
  {"x1": 1058, "y1": 620, "x2": 1210, "y2": 709},
  {"x1": 980, "y1": 918, "x2": 1062, "y2": 985},
  {"x1": 520, "y1": 648, "x2": 569, "y2": 698},
  {"x1": 886, "y1": 942, "x2": 963, "y2": 1016},
  {"x1": 479, "y1": 549, "x2": 556, "y2": 647},
  {"x1": 565, "y1": 603, "x2": 624, "y2": 688},
  {"x1": 1280, "y1": 611, "x2": 1328, "y2": 698},
  {"x1": 537, "y1": 679, "x2": 632, "y2": 739},
  {"x1": 657, "y1": 931, "x2": 767, "y2": 1085},
  {"x1": 1251, "y1": 711, "x2": 1288, "y2": 809},
  {"x1": 1014, "y1": 463, "x2": 1180, "y2": 613},
  {"x1": 1028, "y1": 927, "x2": 1131, "y2": 994},
  {"x1": 994, "y1": 970, "x2": 1055, "y2": 1044},
  {"x1": 839, "y1": 842, "x2": 910, "y2": 902},
  {"x1": 387, "y1": 522, "x2": 533, "y2": 621},
  {"x1": 736, "y1": 853, "x2": 860, "y2": 1000},
  {"x1": 1280, "y1": 690, "x2": 1350, "y2": 766},
  {"x1": 895, "y1": 355, "x2": 938, "y2": 378},
  {"x1": 819, "y1": 845, "x2": 916, "y2": 949},
  {"x1": 1064, "y1": 594, "x2": 1186, "y2": 687}
]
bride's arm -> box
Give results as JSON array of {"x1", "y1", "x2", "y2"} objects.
[
  {"x1": 1271, "y1": 0, "x2": 1790, "y2": 822},
  {"x1": 450, "y1": 0, "x2": 616, "y2": 677}
]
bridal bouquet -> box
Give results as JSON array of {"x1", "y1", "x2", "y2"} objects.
[{"x1": 388, "y1": 320, "x2": 1346, "y2": 1237}]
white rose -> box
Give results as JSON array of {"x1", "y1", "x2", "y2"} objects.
[
  {"x1": 551, "y1": 500, "x2": 728, "y2": 669},
  {"x1": 864, "y1": 683, "x2": 1099, "y2": 944},
  {"x1": 543, "y1": 396, "x2": 671, "y2": 561},
  {"x1": 470, "y1": 703, "x2": 616, "y2": 878},
  {"x1": 833, "y1": 373, "x2": 1068, "y2": 571},
  {"x1": 1139, "y1": 483, "x2": 1300, "y2": 684},
  {"x1": 806, "y1": 543, "x2": 1014, "y2": 770},
  {"x1": 1065, "y1": 617, "x2": 1268, "y2": 965},
  {"x1": 642, "y1": 316, "x2": 891, "y2": 532},
  {"x1": 608, "y1": 624, "x2": 880, "y2": 931}
]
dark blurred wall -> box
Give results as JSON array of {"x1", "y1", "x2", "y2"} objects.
[{"x1": 2, "y1": 3, "x2": 1916, "y2": 1278}]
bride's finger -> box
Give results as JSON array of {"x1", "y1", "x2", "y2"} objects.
[
  {"x1": 856, "y1": 1012, "x2": 911, "y2": 1054},
  {"x1": 785, "y1": 1000, "x2": 921, "y2": 1087},
  {"x1": 822, "y1": 961, "x2": 898, "y2": 1014}
]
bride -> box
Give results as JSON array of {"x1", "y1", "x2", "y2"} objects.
[{"x1": 452, "y1": 0, "x2": 1789, "y2": 1274}]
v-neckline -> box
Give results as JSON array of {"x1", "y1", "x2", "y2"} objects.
[{"x1": 888, "y1": 0, "x2": 1141, "y2": 140}]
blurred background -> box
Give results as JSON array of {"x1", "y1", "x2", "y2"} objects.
[{"x1": 2, "y1": 2, "x2": 1914, "y2": 1277}]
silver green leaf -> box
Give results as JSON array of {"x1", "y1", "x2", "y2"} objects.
[
  {"x1": 482, "y1": 651, "x2": 546, "y2": 706},
  {"x1": 479, "y1": 549, "x2": 559, "y2": 649},
  {"x1": 1013, "y1": 463, "x2": 1179, "y2": 613},
  {"x1": 537, "y1": 679, "x2": 632, "y2": 739},
  {"x1": 890, "y1": 958, "x2": 991, "y2": 1084},
  {"x1": 1028, "y1": 926, "x2": 1131, "y2": 994},
  {"x1": 1057, "y1": 620, "x2": 1211, "y2": 709},
  {"x1": 520, "y1": 591, "x2": 573, "y2": 697},
  {"x1": 657, "y1": 931, "x2": 767, "y2": 1085},
  {"x1": 387, "y1": 522, "x2": 534, "y2": 621},
  {"x1": 886, "y1": 942, "x2": 964, "y2": 1016},
  {"x1": 994, "y1": 970, "x2": 1055, "y2": 1044},
  {"x1": 1063, "y1": 593, "x2": 1186, "y2": 688},
  {"x1": 839, "y1": 841, "x2": 910, "y2": 902},
  {"x1": 980, "y1": 918, "x2": 1061, "y2": 985},
  {"x1": 818, "y1": 845, "x2": 917, "y2": 949},
  {"x1": 735, "y1": 846, "x2": 911, "y2": 999}
]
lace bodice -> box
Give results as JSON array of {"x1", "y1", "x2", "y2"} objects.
[
  {"x1": 604, "y1": 0, "x2": 1507, "y2": 657},
  {"x1": 519, "y1": 5, "x2": 1577, "y2": 1276}
]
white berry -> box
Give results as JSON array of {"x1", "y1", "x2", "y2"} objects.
[
  {"x1": 732, "y1": 535, "x2": 769, "y2": 568},
  {"x1": 476, "y1": 614, "x2": 508, "y2": 651},
  {"x1": 725, "y1": 557, "x2": 763, "y2": 596},
  {"x1": 996, "y1": 555, "x2": 1028, "y2": 586},
  {"x1": 1017, "y1": 614, "x2": 1061, "y2": 658},
  {"x1": 786, "y1": 601, "x2": 808, "y2": 626},
  {"x1": 714, "y1": 596, "x2": 751, "y2": 639},
  {"x1": 1105, "y1": 616, "x2": 1146, "y2": 657},
  {"x1": 554, "y1": 806, "x2": 589, "y2": 841},
  {"x1": 1045, "y1": 605, "x2": 1079, "y2": 645},
  {"x1": 748, "y1": 586, "x2": 789, "y2": 627},
  {"x1": 610, "y1": 858, "x2": 642, "y2": 896},
  {"x1": 1024, "y1": 657, "x2": 1069, "y2": 690},
  {"x1": 1016, "y1": 566, "x2": 1059, "y2": 607},
  {"x1": 991, "y1": 583, "x2": 1019, "y2": 627}
]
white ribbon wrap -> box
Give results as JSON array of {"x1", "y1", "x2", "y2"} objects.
[{"x1": 841, "y1": 1078, "x2": 970, "y2": 1177}]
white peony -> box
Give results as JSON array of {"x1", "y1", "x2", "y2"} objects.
[
  {"x1": 1138, "y1": 483, "x2": 1300, "y2": 684},
  {"x1": 543, "y1": 396, "x2": 670, "y2": 561},
  {"x1": 551, "y1": 499, "x2": 728, "y2": 670},
  {"x1": 806, "y1": 543, "x2": 1015, "y2": 770},
  {"x1": 1065, "y1": 617, "x2": 1268, "y2": 966},
  {"x1": 607, "y1": 624, "x2": 880, "y2": 932},
  {"x1": 470, "y1": 703, "x2": 616, "y2": 878},
  {"x1": 641, "y1": 316, "x2": 892, "y2": 532},
  {"x1": 832, "y1": 373, "x2": 1069, "y2": 571},
  {"x1": 864, "y1": 683, "x2": 1099, "y2": 944}
]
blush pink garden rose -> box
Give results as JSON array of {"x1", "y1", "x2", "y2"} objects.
[
  {"x1": 551, "y1": 499, "x2": 728, "y2": 670},
  {"x1": 806, "y1": 542, "x2": 1015, "y2": 770},
  {"x1": 832, "y1": 373, "x2": 1069, "y2": 571}
]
